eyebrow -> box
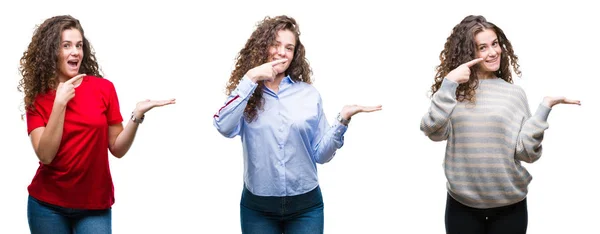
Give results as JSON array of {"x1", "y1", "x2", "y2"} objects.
[
  {"x1": 478, "y1": 38, "x2": 498, "y2": 47},
  {"x1": 275, "y1": 40, "x2": 295, "y2": 47},
  {"x1": 61, "y1": 40, "x2": 83, "y2": 43}
]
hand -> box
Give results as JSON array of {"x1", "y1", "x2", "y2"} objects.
[
  {"x1": 542, "y1": 96, "x2": 580, "y2": 108},
  {"x1": 445, "y1": 58, "x2": 483, "y2": 84},
  {"x1": 245, "y1": 59, "x2": 288, "y2": 83},
  {"x1": 54, "y1": 74, "x2": 85, "y2": 106},
  {"x1": 133, "y1": 98, "x2": 176, "y2": 118},
  {"x1": 340, "y1": 104, "x2": 382, "y2": 120}
]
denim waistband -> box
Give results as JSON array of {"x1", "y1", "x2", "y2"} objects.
[{"x1": 241, "y1": 185, "x2": 323, "y2": 216}]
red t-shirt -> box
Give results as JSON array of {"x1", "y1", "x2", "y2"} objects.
[{"x1": 26, "y1": 76, "x2": 123, "y2": 210}]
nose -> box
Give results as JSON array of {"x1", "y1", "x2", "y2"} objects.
[
  {"x1": 277, "y1": 46, "x2": 286, "y2": 56},
  {"x1": 488, "y1": 48, "x2": 498, "y2": 57},
  {"x1": 70, "y1": 47, "x2": 80, "y2": 57}
]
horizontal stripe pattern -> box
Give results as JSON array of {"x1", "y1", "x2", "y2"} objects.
[{"x1": 421, "y1": 78, "x2": 550, "y2": 208}]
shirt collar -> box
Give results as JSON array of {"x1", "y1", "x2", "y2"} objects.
[{"x1": 283, "y1": 75, "x2": 295, "y2": 84}]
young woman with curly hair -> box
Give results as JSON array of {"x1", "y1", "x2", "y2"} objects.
[
  {"x1": 213, "y1": 15, "x2": 381, "y2": 233},
  {"x1": 420, "y1": 15, "x2": 580, "y2": 234},
  {"x1": 18, "y1": 15, "x2": 175, "y2": 233}
]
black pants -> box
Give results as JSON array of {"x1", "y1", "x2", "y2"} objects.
[{"x1": 445, "y1": 194, "x2": 528, "y2": 234}]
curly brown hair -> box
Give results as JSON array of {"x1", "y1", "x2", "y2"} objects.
[
  {"x1": 431, "y1": 15, "x2": 521, "y2": 102},
  {"x1": 18, "y1": 15, "x2": 102, "y2": 112},
  {"x1": 225, "y1": 15, "x2": 312, "y2": 122}
]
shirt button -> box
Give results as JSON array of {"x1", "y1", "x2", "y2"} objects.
[
  {"x1": 279, "y1": 128, "x2": 283, "y2": 132},
  {"x1": 279, "y1": 145, "x2": 283, "y2": 149}
]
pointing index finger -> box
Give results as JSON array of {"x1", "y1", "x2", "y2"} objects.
[
  {"x1": 268, "y1": 59, "x2": 288, "y2": 66},
  {"x1": 464, "y1": 58, "x2": 484, "y2": 67},
  {"x1": 65, "y1": 74, "x2": 86, "y2": 85}
]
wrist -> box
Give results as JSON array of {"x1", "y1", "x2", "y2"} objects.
[
  {"x1": 337, "y1": 113, "x2": 351, "y2": 126},
  {"x1": 340, "y1": 111, "x2": 352, "y2": 120},
  {"x1": 52, "y1": 100, "x2": 67, "y2": 110},
  {"x1": 132, "y1": 109, "x2": 145, "y2": 119},
  {"x1": 245, "y1": 72, "x2": 258, "y2": 83},
  {"x1": 131, "y1": 110, "x2": 145, "y2": 124},
  {"x1": 541, "y1": 98, "x2": 554, "y2": 108}
]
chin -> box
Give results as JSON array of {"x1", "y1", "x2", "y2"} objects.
[
  {"x1": 484, "y1": 66, "x2": 499, "y2": 73},
  {"x1": 62, "y1": 71, "x2": 79, "y2": 78}
]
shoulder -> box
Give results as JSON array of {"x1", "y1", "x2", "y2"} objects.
[
  {"x1": 296, "y1": 81, "x2": 322, "y2": 99},
  {"x1": 85, "y1": 76, "x2": 115, "y2": 86},
  {"x1": 494, "y1": 79, "x2": 526, "y2": 95},
  {"x1": 498, "y1": 80, "x2": 529, "y2": 106},
  {"x1": 296, "y1": 81, "x2": 319, "y2": 92},
  {"x1": 85, "y1": 76, "x2": 118, "y2": 94}
]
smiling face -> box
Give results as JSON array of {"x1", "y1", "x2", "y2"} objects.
[
  {"x1": 268, "y1": 29, "x2": 296, "y2": 75},
  {"x1": 473, "y1": 28, "x2": 502, "y2": 79},
  {"x1": 57, "y1": 28, "x2": 83, "y2": 82}
]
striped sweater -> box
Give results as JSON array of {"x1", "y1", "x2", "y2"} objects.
[{"x1": 420, "y1": 78, "x2": 551, "y2": 209}]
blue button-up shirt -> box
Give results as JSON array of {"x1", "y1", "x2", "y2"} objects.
[{"x1": 214, "y1": 75, "x2": 347, "y2": 196}]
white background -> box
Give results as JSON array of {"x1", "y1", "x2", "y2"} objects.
[{"x1": 1, "y1": 0, "x2": 598, "y2": 233}]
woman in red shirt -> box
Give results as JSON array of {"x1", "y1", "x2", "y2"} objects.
[{"x1": 18, "y1": 15, "x2": 175, "y2": 234}]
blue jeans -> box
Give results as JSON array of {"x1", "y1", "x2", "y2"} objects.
[
  {"x1": 27, "y1": 195, "x2": 111, "y2": 234},
  {"x1": 240, "y1": 186, "x2": 324, "y2": 234}
]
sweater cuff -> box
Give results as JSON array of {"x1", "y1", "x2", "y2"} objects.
[
  {"x1": 439, "y1": 78, "x2": 459, "y2": 96},
  {"x1": 534, "y1": 104, "x2": 552, "y2": 122}
]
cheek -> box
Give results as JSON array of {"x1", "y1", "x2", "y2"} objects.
[
  {"x1": 475, "y1": 51, "x2": 485, "y2": 59},
  {"x1": 59, "y1": 50, "x2": 67, "y2": 62},
  {"x1": 268, "y1": 47, "x2": 277, "y2": 56}
]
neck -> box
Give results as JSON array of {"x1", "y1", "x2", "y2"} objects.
[
  {"x1": 55, "y1": 74, "x2": 83, "y2": 87},
  {"x1": 57, "y1": 74, "x2": 69, "y2": 83},
  {"x1": 264, "y1": 73, "x2": 286, "y2": 92},
  {"x1": 477, "y1": 71, "x2": 496, "y2": 80}
]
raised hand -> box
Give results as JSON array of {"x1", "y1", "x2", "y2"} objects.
[
  {"x1": 245, "y1": 59, "x2": 288, "y2": 82},
  {"x1": 133, "y1": 99, "x2": 176, "y2": 118},
  {"x1": 340, "y1": 104, "x2": 383, "y2": 120},
  {"x1": 445, "y1": 58, "x2": 483, "y2": 84},
  {"x1": 55, "y1": 74, "x2": 86, "y2": 106},
  {"x1": 542, "y1": 96, "x2": 581, "y2": 108}
]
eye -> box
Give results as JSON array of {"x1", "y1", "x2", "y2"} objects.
[
  {"x1": 479, "y1": 46, "x2": 486, "y2": 51},
  {"x1": 286, "y1": 47, "x2": 294, "y2": 51},
  {"x1": 76, "y1": 44, "x2": 83, "y2": 49},
  {"x1": 492, "y1": 41, "x2": 498, "y2": 47},
  {"x1": 63, "y1": 44, "x2": 70, "y2": 48}
]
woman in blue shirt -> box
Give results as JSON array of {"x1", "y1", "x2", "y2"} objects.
[{"x1": 213, "y1": 15, "x2": 381, "y2": 233}]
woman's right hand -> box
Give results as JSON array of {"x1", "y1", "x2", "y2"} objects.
[
  {"x1": 445, "y1": 58, "x2": 483, "y2": 84},
  {"x1": 245, "y1": 59, "x2": 288, "y2": 83},
  {"x1": 55, "y1": 74, "x2": 85, "y2": 106}
]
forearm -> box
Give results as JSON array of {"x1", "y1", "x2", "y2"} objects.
[
  {"x1": 213, "y1": 76, "x2": 257, "y2": 137},
  {"x1": 515, "y1": 104, "x2": 551, "y2": 163},
  {"x1": 313, "y1": 121, "x2": 347, "y2": 164},
  {"x1": 36, "y1": 103, "x2": 67, "y2": 164},
  {"x1": 420, "y1": 78, "x2": 458, "y2": 141},
  {"x1": 109, "y1": 118, "x2": 140, "y2": 158}
]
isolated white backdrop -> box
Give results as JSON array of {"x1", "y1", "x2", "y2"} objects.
[{"x1": 1, "y1": 0, "x2": 598, "y2": 233}]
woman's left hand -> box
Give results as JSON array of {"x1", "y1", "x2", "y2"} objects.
[
  {"x1": 133, "y1": 98, "x2": 176, "y2": 118},
  {"x1": 542, "y1": 96, "x2": 580, "y2": 108},
  {"x1": 340, "y1": 104, "x2": 382, "y2": 119}
]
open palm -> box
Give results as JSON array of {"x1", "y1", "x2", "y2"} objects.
[
  {"x1": 543, "y1": 96, "x2": 580, "y2": 108},
  {"x1": 136, "y1": 99, "x2": 176, "y2": 115},
  {"x1": 340, "y1": 104, "x2": 383, "y2": 119}
]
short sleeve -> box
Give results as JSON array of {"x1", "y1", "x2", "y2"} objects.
[
  {"x1": 106, "y1": 81, "x2": 123, "y2": 125},
  {"x1": 26, "y1": 104, "x2": 45, "y2": 135}
]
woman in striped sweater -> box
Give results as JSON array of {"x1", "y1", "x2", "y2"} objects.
[{"x1": 420, "y1": 15, "x2": 580, "y2": 234}]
